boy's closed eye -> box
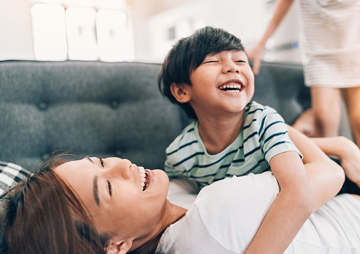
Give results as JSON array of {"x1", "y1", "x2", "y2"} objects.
[
  {"x1": 203, "y1": 60, "x2": 219, "y2": 64},
  {"x1": 202, "y1": 57, "x2": 247, "y2": 64}
]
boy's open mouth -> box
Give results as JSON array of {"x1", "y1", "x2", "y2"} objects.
[{"x1": 218, "y1": 80, "x2": 244, "y2": 92}]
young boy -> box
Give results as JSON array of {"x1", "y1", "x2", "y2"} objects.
[{"x1": 158, "y1": 26, "x2": 314, "y2": 253}]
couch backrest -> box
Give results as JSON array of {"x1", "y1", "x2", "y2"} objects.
[
  {"x1": 252, "y1": 61, "x2": 310, "y2": 125},
  {"x1": 0, "y1": 61, "x2": 188, "y2": 170},
  {"x1": 0, "y1": 60, "x2": 310, "y2": 171}
]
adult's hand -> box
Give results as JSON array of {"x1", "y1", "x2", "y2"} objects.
[
  {"x1": 246, "y1": 44, "x2": 264, "y2": 76},
  {"x1": 338, "y1": 137, "x2": 360, "y2": 187},
  {"x1": 310, "y1": 136, "x2": 360, "y2": 187},
  {"x1": 246, "y1": 0, "x2": 296, "y2": 76}
]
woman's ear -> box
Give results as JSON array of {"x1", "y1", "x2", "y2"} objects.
[
  {"x1": 170, "y1": 82, "x2": 191, "y2": 103},
  {"x1": 106, "y1": 239, "x2": 132, "y2": 254}
]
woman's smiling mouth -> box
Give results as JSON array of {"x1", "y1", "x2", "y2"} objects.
[{"x1": 139, "y1": 166, "x2": 150, "y2": 191}]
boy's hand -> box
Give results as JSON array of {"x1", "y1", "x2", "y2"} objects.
[{"x1": 338, "y1": 137, "x2": 360, "y2": 187}]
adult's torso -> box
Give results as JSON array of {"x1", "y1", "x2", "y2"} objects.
[{"x1": 157, "y1": 172, "x2": 360, "y2": 253}]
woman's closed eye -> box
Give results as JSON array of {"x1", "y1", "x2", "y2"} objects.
[
  {"x1": 99, "y1": 157, "x2": 104, "y2": 167},
  {"x1": 98, "y1": 158, "x2": 111, "y2": 196},
  {"x1": 107, "y1": 180, "x2": 112, "y2": 196}
]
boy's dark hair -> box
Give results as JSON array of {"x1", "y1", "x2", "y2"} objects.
[{"x1": 158, "y1": 26, "x2": 245, "y2": 120}]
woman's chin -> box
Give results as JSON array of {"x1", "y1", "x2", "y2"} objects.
[{"x1": 146, "y1": 169, "x2": 169, "y2": 194}]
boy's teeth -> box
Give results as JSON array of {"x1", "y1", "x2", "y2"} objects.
[{"x1": 219, "y1": 82, "x2": 242, "y2": 91}]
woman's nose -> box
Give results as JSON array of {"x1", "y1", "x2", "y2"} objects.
[{"x1": 105, "y1": 158, "x2": 132, "y2": 179}]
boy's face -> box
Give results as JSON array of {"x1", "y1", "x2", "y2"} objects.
[{"x1": 187, "y1": 50, "x2": 254, "y2": 118}]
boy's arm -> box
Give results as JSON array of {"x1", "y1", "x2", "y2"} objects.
[
  {"x1": 244, "y1": 126, "x2": 344, "y2": 254},
  {"x1": 244, "y1": 151, "x2": 313, "y2": 254}
]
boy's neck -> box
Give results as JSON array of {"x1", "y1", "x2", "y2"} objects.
[{"x1": 197, "y1": 112, "x2": 244, "y2": 155}]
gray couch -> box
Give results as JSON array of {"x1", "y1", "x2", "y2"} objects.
[{"x1": 0, "y1": 60, "x2": 310, "y2": 171}]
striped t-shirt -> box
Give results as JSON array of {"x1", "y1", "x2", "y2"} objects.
[{"x1": 164, "y1": 101, "x2": 302, "y2": 189}]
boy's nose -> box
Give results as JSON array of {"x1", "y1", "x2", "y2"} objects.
[{"x1": 223, "y1": 61, "x2": 240, "y2": 74}]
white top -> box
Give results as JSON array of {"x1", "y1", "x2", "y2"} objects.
[{"x1": 157, "y1": 172, "x2": 360, "y2": 254}]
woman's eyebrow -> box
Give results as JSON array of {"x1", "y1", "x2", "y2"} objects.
[
  {"x1": 93, "y1": 175, "x2": 100, "y2": 207},
  {"x1": 85, "y1": 157, "x2": 100, "y2": 206}
]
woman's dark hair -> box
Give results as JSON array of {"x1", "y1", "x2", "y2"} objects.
[
  {"x1": 0, "y1": 155, "x2": 110, "y2": 254},
  {"x1": 158, "y1": 26, "x2": 245, "y2": 120}
]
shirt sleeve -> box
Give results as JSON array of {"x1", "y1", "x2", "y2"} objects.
[
  {"x1": 258, "y1": 108, "x2": 303, "y2": 162},
  {"x1": 164, "y1": 158, "x2": 186, "y2": 178}
]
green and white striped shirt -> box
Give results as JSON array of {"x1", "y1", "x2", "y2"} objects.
[{"x1": 164, "y1": 101, "x2": 302, "y2": 189}]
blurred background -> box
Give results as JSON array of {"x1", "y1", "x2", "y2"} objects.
[
  {"x1": 0, "y1": 0, "x2": 301, "y2": 63},
  {"x1": 0, "y1": 0, "x2": 352, "y2": 139}
]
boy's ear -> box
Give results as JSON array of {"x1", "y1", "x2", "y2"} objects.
[
  {"x1": 170, "y1": 82, "x2": 191, "y2": 103},
  {"x1": 106, "y1": 239, "x2": 132, "y2": 254}
]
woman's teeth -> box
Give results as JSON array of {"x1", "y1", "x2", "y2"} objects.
[{"x1": 139, "y1": 167, "x2": 149, "y2": 191}]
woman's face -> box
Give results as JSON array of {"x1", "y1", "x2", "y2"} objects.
[{"x1": 55, "y1": 157, "x2": 169, "y2": 241}]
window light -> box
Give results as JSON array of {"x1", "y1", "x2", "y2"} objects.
[
  {"x1": 31, "y1": 4, "x2": 67, "y2": 61},
  {"x1": 63, "y1": 0, "x2": 95, "y2": 8},
  {"x1": 95, "y1": 0, "x2": 126, "y2": 10},
  {"x1": 96, "y1": 10, "x2": 134, "y2": 61},
  {"x1": 30, "y1": 0, "x2": 63, "y2": 4},
  {"x1": 65, "y1": 7, "x2": 98, "y2": 60}
]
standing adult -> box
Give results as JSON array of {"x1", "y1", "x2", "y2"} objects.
[{"x1": 247, "y1": 0, "x2": 360, "y2": 146}]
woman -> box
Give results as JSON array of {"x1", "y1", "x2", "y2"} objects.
[{"x1": 1, "y1": 127, "x2": 360, "y2": 254}]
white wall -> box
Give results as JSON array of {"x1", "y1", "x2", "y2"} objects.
[
  {"x1": 0, "y1": 0, "x2": 301, "y2": 63},
  {"x1": 0, "y1": 0, "x2": 134, "y2": 62},
  {"x1": 262, "y1": 0, "x2": 301, "y2": 63},
  {"x1": 0, "y1": 0, "x2": 35, "y2": 60},
  {"x1": 146, "y1": 0, "x2": 265, "y2": 63}
]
